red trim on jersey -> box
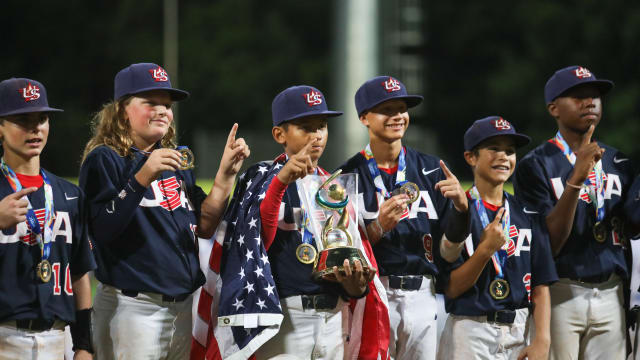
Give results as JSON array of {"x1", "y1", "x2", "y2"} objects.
[
  {"x1": 15, "y1": 173, "x2": 44, "y2": 188},
  {"x1": 260, "y1": 175, "x2": 288, "y2": 250},
  {"x1": 378, "y1": 165, "x2": 398, "y2": 175},
  {"x1": 465, "y1": 190, "x2": 501, "y2": 211}
]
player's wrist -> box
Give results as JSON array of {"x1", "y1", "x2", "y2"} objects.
[{"x1": 70, "y1": 308, "x2": 94, "y2": 354}]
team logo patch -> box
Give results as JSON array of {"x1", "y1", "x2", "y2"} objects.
[
  {"x1": 19, "y1": 82, "x2": 41, "y2": 102},
  {"x1": 493, "y1": 117, "x2": 511, "y2": 130},
  {"x1": 158, "y1": 176, "x2": 182, "y2": 211},
  {"x1": 574, "y1": 67, "x2": 592, "y2": 79},
  {"x1": 422, "y1": 234, "x2": 433, "y2": 262},
  {"x1": 149, "y1": 66, "x2": 169, "y2": 82},
  {"x1": 382, "y1": 77, "x2": 401, "y2": 92},
  {"x1": 20, "y1": 208, "x2": 45, "y2": 245},
  {"x1": 302, "y1": 90, "x2": 323, "y2": 106}
]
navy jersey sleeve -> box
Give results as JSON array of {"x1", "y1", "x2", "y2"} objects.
[
  {"x1": 79, "y1": 147, "x2": 148, "y2": 245},
  {"x1": 529, "y1": 215, "x2": 558, "y2": 287},
  {"x1": 67, "y1": 184, "x2": 97, "y2": 276},
  {"x1": 513, "y1": 155, "x2": 555, "y2": 216}
]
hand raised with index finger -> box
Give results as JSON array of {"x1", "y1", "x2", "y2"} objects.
[{"x1": 435, "y1": 160, "x2": 468, "y2": 212}]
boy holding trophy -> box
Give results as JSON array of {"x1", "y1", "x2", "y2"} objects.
[{"x1": 250, "y1": 85, "x2": 375, "y2": 359}]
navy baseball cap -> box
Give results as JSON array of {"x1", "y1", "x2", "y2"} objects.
[
  {"x1": 271, "y1": 85, "x2": 343, "y2": 126},
  {"x1": 355, "y1": 76, "x2": 423, "y2": 116},
  {"x1": 544, "y1": 66, "x2": 614, "y2": 104},
  {"x1": 464, "y1": 116, "x2": 531, "y2": 151},
  {"x1": 114, "y1": 63, "x2": 189, "y2": 101},
  {"x1": 0, "y1": 78, "x2": 63, "y2": 117}
]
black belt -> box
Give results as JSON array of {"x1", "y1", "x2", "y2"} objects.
[
  {"x1": 300, "y1": 294, "x2": 339, "y2": 311},
  {"x1": 569, "y1": 273, "x2": 612, "y2": 284},
  {"x1": 388, "y1": 275, "x2": 423, "y2": 290},
  {"x1": 121, "y1": 289, "x2": 190, "y2": 303},
  {"x1": 15, "y1": 319, "x2": 59, "y2": 331},
  {"x1": 486, "y1": 310, "x2": 516, "y2": 324}
]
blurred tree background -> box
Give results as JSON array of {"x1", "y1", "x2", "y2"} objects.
[{"x1": 1, "y1": 0, "x2": 638, "y2": 180}]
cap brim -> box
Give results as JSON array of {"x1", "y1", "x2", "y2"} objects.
[
  {"x1": 0, "y1": 106, "x2": 64, "y2": 117},
  {"x1": 120, "y1": 87, "x2": 190, "y2": 101},
  {"x1": 360, "y1": 95, "x2": 424, "y2": 115},
  {"x1": 280, "y1": 110, "x2": 343, "y2": 124}
]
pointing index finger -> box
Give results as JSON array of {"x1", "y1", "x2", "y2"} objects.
[
  {"x1": 439, "y1": 160, "x2": 454, "y2": 179},
  {"x1": 493, "y1": 207, "x2": 506, "y2": 224},
  {"x1": 298, "y1": 140, "x2": 315, "y2": 156},
  {"x1": 583, "y1": 124, "x2": 595, "y2": 147},
  {"x1": 226, "y1": 123, "x2": 239, "y2": 147}
]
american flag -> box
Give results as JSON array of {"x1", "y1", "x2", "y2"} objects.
[{"x1": 191, "y1": 157, "x2": 286, "y2": 360}]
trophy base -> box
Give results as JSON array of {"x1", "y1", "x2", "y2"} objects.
[{"x1": 312, "y1": 246, "x2": 369, "y2": 282}]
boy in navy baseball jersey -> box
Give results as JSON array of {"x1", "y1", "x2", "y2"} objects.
[
  {"x1": 437, "y1": 117, "x2": 557, "y2": 360},
  {"x1": 79, "y1": 63, "x2": 249, "y2": 359},
  {"x1": 514, "y1": 66, "x2": 635, "y2": 359},
  {"x1": 338, "y1": 76, "x2": 470, "y2": 360},
  {"x1": 0, "y1": 78, "x2": 96, "y2": 360},
  {"x1": 243, "y1": 85, "x2": 374, "y2": 359}
]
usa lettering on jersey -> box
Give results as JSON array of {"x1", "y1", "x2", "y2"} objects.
[
  {"x1": 465, "y1": 227, "x2": 531, "y2": 257},
  {"x1": 139, "y1": 176, "x2": 195, "y2": 211},
  {"x1": 550, "y1": 173, "x2": 621, "y2": 202},
  {"x1": 358, "y1": 190, "x2": 439, "y2": 221},
  {"x1": 0, "y1": 210, "x2": 72, "y2": 245}
]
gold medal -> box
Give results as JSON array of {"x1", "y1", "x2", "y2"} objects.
[
  {"x1": 36, "y1": 260, "x2": 52, "y2": 283},
  {"x1": 177, "y1": 147, "x2": 195, "y2": 170},
  {"x1": 391, "y1": 182, "x2": 420, "y2": 204},
  {"x1": 489, "y1": 279, "x2": 510, "y2": 300},
  {"x1": 296, "y1": 243, "x2": 317, "y2": 264},
  {"x1": 593, "y1": 221, "x2": 606, "y2": 243}
]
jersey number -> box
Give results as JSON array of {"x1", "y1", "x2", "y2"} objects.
[{"x1": 51, "y1": 263, "x2": 73, "y2": 295}]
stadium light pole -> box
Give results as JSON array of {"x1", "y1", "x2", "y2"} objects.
[
  {"x1": 331, "y1": 0, "x2": 378, "y2": 169},
  {"x1": 164, "y1": 0, "x2": 179, "y2": 130}
]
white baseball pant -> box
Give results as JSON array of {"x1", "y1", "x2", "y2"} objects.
[
  {"x1": 549, "y1": 275, "x2": 626, "y2": 360},
  {"x1": 254, "y1": 295, "x2": 347, "y2": 360},
  {"x1": 0, "y1": 321, "x2": 66, "y2": 360},
  {"x1": 381, "y1": 275, "x2": 438, "y2": 360},
  {"x1": 93, "y1": 283, "x2": 194, "y2": 360},
  {"x1": 437, "y1": 308, "x2": 530, "y2": 360}
]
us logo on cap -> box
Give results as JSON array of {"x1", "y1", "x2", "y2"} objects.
[
  {"x1": 303, "y1": 90, "x2": 323, "y2": 106},
  {"x1": 493, "y1": 118, "x2": 512, "y2": 130},
  {"x1": 574, "y1": 67, "x2": 592, "y2": 79},
  {"x1": 149, "y1": 66, "x2": 169, "y2": 82},
  {"x1": 382, "y1": 77, "x2": 401, "y2": 93},
  {"x1": 19, "y1": 82, "x2": 41, "y2": 102}
]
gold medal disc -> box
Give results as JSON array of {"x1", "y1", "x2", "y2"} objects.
[
  {"x1": 296, "y1": 243, "x2": 317, "y2": 264},
  {"x1": 178, "y1": 148, "x2": 195, "y2": 170},
  {"x1": 593, "y1": 221, "x2": 606, "y2": 243},
  {"x1": 489, "y1": 279, "x2": 510, "y2": 300},
  {"x1": 36, "y1": 260, "x2": 52, "y2": 283}
]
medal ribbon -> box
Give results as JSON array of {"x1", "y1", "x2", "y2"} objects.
[
  {"x1": 548, "y1": 132, "x2": 605, "y2": 222},
  {"x1": 1, "y1": 158, "x2": 54, "y2": 261},
  {"x1": 469, "y1": 186, "x2": 510, "y2": 279},
  {"x1": 363, "y1": 144, "x2": 407, "y2": 198}
]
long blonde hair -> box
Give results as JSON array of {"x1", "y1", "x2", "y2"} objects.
[{"x1": 81, "y1": 97, "x2": 176, "y2": 162}]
